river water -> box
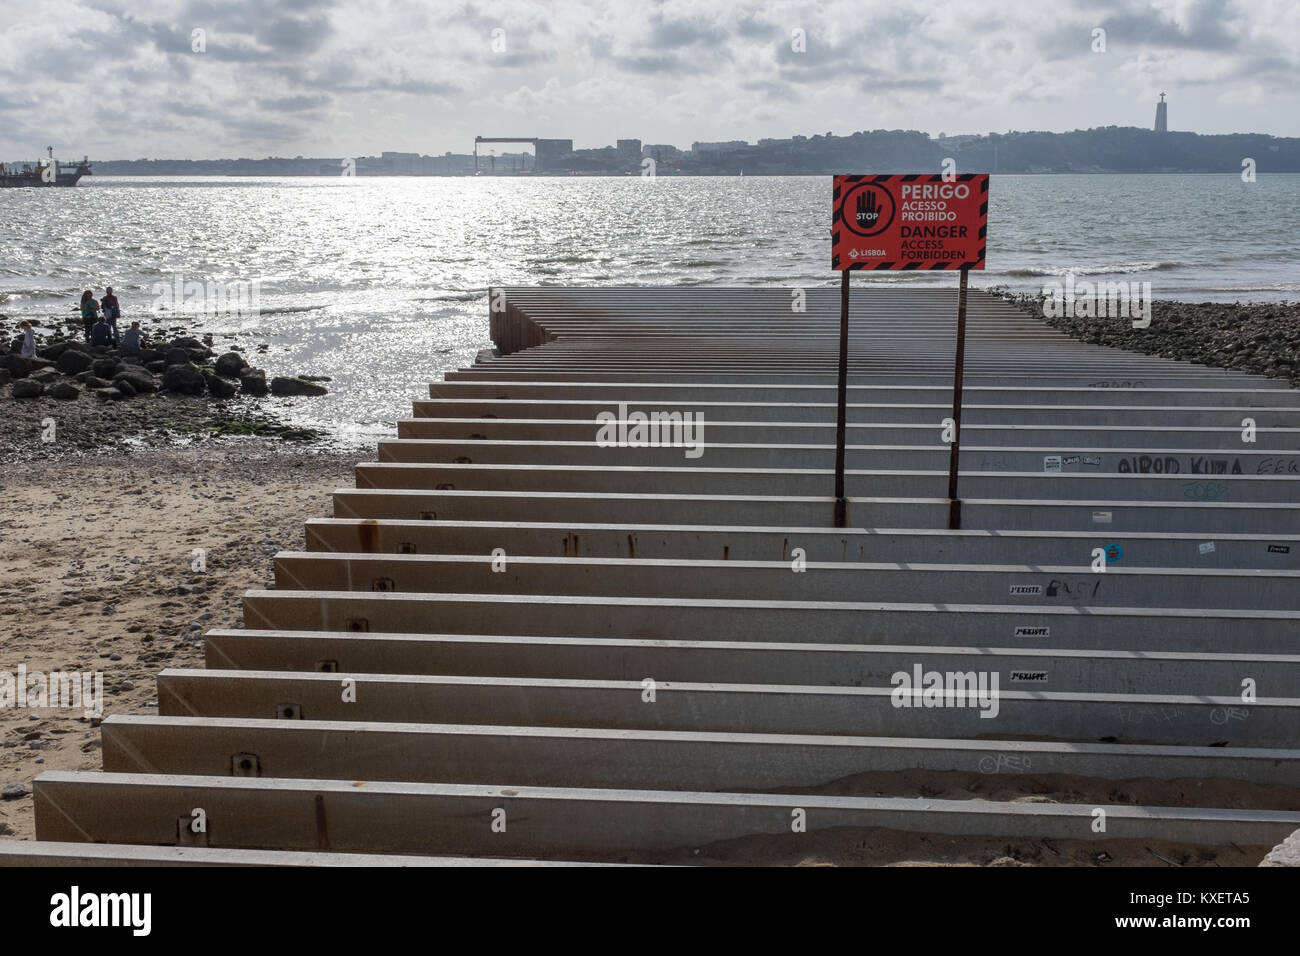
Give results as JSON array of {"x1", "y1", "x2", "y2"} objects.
[{"x1": 2, "y1": 173, "x2": 1297, "y2": 440}]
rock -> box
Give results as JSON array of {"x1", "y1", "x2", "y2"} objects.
[
  {"x1": 56, "y1": 349, "x2": 94, "y2": 374},
  {"x1": 1, "y1": 783, "x2": 26, "y2": 801},
  {"x1": 1261, "y1": 829, "x2": 1300, "y2": 867},
  {"x1": 171, "y1": 336, "x2": 205, "y2": 350},
  {"x1": 162, "y1": 364, "x2": 206, "y2": 395},
  {"x1": 31, "y1": 367, "x2": 57, "y2": 384},
  {"x1": 37, "y1": 340, "x2": 71, "y2": 360},
  {"x1": 207, "y1": 373, "x2": 237, "y2": 398},
  {"x1": 2, "y1": 354, "x2": 33, "y2": 378},
  {"x1": 239, "y1": 368, "x2": 269, "y2": 395},
  {"x1": 92, "y1": 357, "x2": 119, "y2": 378},
  {"x1": 139, "y1": 348, "x2": 165, "y2": 363},
  {"x1": 83, "y1": 376, "x2": 112, "y2": 390},
  {"x1": 93, "y1": 386, "x2": 128, "y2": 402},
  {"x1": 164, "y1": 347, "x2": 190, "y2": 367},
  {"x1": 299, "y1": 375, "x2": 332, "y2": 382},
  {"x1": 271, "y1": 376, "x2": 329, "y2": 397},
  {"x1": 11, "y1": 379, "x2": 44, "y2": 398},
  {"x1": 145, "y1": 360, "x2": 166, "y2": 373},
  {"x1": 214, "y1": 351, "x2": 247, "y2": 377},
  {"x1": 114, "y1": 378, "x2": 136, "y2": 397},
  {"x1": 113, "y1": 366, "x2": 158, "y2": 394},
  {"x1": 49, "y1": 382, "x2": 79, "y2": 400},
  {"x1": 0, "y1": 369, "x2": 10, "y2": 386}
]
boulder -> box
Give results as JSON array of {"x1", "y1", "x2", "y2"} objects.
[
  {"x1": 92, "y1": 358, "x2": 120, "y2": 378},
  {"x1": 93, "y1": 386, "x2": 128, "y2": 401},
  {"x1": 31, "y1": 368, "x2": 57, "y2": 384},
  {"x1": 49, "y1": 382, "x2": 79, "y2": 400},
  {"x1": 2, "y1": 354, "x2": 32, "y2": 378},
  {"x1": 37, "y1": 340, "x2": 71, "y2": 360},
  {"x1": 113, "y1": 366, "x2": 158, "y2": 393},
  {"x1": 0, "y1": 369, "x2": 10, "y2": 387},
  {"x1": 139, "y1": 348, "x2": 165, "y2": 363},
  {"x1": 214, "y1": 351, "x2": 247, "y2": 377},
  {"x1": 56, "y1": 349, "x2": 94, "y2": 374},
  {"x1": 145, "y1": 360, "x2": 166, "y2": 373},
  {"x1": 239, "y1": 368, "x2": 269, "y2": 396},
  {"x1": 11, "y1": 379, "x2": 44, "y2": 398},
  {"x1": 207, "y1": 373, "x2": 237, "y2": 398},
  {"x1": 270, "y1": 376, "x2": 328, "y2": 397},
  {"x1": 84, "y1": 375, "x2": 112, "y2": 390},
  {"x1": 113, "y1": 378, "x2": 136, "y2": 397},
  {"x1": 171, "y1": 336, "x2": 204, "y2": 350},
  {"x1": 164, "y1": 348, "x2": 190, "y2": 366},
  {"x1": 162, "y1": 364, "x2": 206, "y2": 395}
]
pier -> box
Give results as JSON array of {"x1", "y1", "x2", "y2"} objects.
[{"x1": 6, "y1": 286, "x2": 1300, "y2": 865}]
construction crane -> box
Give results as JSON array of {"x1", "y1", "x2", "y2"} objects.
[{"x1": 474, "y1": 136, "x2": 537, "y2": 174}]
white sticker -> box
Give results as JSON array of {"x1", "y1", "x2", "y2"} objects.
[
  {"x1": 1083, "y1": 456, "x2": 1102, "y2": 466},
  {"x1": 1199, "y1": 541, "x2": 1216, "y2": 554},
  {"x1": 1014, "y1": 626, "x2": 1050, "y2": 637},
  {"x1": 1010, "y1": 670, "x2": 1049, "y2": 683},
  {"x1": 1009, "y1": 585, "x2": 1042, "y2": 595},
  {"x1": 1043, "y1": 455, "x2": 1063, "y2": 472},
  {"x1": 1062, "y1": 455, "x2": 1081, "y2": 466},
  {"x1": 1092, "y1": 511, "x2": 1112, "y2": 523}
]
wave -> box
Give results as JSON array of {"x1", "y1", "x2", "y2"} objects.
[{"x1": 1003, "y1": 262, "x2": 1181, "y2": 277}]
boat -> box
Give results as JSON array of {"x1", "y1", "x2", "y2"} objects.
[{"x1": 0, "y1": 147, "x2": 92, "y2": 187}]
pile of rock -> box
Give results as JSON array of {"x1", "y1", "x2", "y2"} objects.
[
  {"x1": 1001, "y1": 293, "x2": 1300, "y2": 389},
  {"x1": 3, "y1": 333, "x2": 330, "y2": 403}
]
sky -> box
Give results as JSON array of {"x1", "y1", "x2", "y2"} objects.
[{"x1": 1, "y1": 0, "x2": 1297, "y2": 161}]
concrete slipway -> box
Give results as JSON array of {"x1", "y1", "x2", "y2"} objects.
[{"x1": 9, "y1": 287, "x2": 1300, "y2": 866}]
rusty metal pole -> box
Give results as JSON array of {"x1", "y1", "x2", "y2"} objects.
[
  {"x1": 946, "y1": 268, "x2": 970, "y2": 529},
  {"x1": 834, "y1": 269, "x2": 850, "y2": 527}
]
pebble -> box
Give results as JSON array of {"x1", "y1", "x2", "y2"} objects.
[{"x1": 1, "y1": 783, "x2": 27, "y2": 800}]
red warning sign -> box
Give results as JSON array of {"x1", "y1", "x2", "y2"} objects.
[{"x1": 832, "y1": 173, "x2": 988, "y2": 271}]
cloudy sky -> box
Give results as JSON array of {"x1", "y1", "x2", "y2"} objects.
[{"x1": 1, "y1": 0, "x2": 1296, "y2": 161}]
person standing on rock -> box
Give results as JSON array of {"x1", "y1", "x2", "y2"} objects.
[
  {"x1": 19, "y1": 321, "x2": 36, "y2": 358},
  {"x1": 101, "y1": 287, "x2": 121, "y2": 346},
  {"x1": 79, "y1": 290, "x2": 99, "y2": 343}
]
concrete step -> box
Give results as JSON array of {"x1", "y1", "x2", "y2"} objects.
[
  {"x1": 142, "y1": 670, "x2": 1300, "y2": 746},
  {"x1": 397, "y1": 417, "x2": 1300, "y2": 449},
  {"x1": 429, "y1": 381, "x2": 1300, "y2": 407},
  {"x1": 0, "y1": 840, "x2": 612, "y2": 867},
  {"x1": 239, "y1": 589, "x2": 1300, "y2": 652},
  {"x1": 270, "y1": 552, "x2": 1300, "y2": 611},
  {"x1": 377, "y1": 439, "x2": 1299, "y2": 478},
  {"x1": 332, "y1": 488, "x2": 1300, "y2": 534},
  {"x1": 409, "y1": 398, "x2": 1300, "y2": 428},
  {"x1": 353, "y1": 462, "x2": 1300, "y2": 504},
  {"x1": 105, "y1": 714, "x2": 1300, "y2": 791},
  {"x1": 302, "y1": 518, "x2": 1300, "y2": 569},
  {"x1": 34, "y1": 772, "x2": 1300, "y2": 855},
  {"x1": 202, "y1": 629, "x2": 1300, "y2": 697}
]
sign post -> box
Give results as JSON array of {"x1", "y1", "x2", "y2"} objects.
[{"x1": 831, "y1": 173, "x2": 988, "y2": 529}]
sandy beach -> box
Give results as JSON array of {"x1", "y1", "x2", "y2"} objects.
[{"x1": 0, "y1": 445, "x2": 358, "y2": 842}]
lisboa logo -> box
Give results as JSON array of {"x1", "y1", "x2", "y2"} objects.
[{"x1": 842, "y1": 182, "x2": 896, "y2": 238}]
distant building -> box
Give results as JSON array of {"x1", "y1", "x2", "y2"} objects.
[
  {"x1": 616, "y1": 139, "x2": 641, "y2": 158},
  {"x1": 690, "y1": 140, "x2": 749, "y2": 156},
  {"x1": 534, "y1": 138, "x2": 573, "y2": 172},
  {"x1": 1154, "y1": 93, "x2": 1168, "y2": 132},
  {"x1": 642, "y1": 143, "x2": 683, "y2": 161}
]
